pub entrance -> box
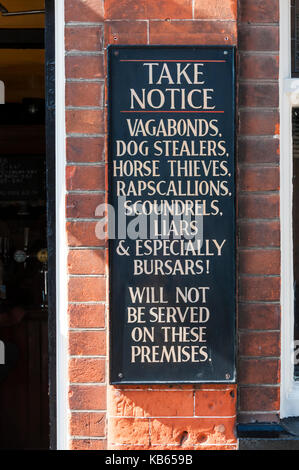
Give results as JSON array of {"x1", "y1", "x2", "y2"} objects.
[{"x1": 0, "y1": 1, "x2": 54, "y2": 449}]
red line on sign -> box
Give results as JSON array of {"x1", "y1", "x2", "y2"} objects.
[
  {"x1": 119, "y1": 59, "x2": 226, "y2": 63},
  {"x1": 120, "y1": 110, "x2": 224, "y2": 113}
]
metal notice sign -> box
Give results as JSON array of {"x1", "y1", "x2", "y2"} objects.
[{"x1": 108, "y1": 46, "x2": 235, "y2": 384}]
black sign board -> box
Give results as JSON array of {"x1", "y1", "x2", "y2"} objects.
[
  {"x1": 108, "y1": 46, "x2": 235, "y2": 383},
  {"x1": 0, "y1": 155, "x2": 45, "y2": 201}
]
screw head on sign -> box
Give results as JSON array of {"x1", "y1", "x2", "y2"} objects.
[
  {"x1": 225, "y1": 373, "x2": 230, "y2": 380},
  {"x1": 118, "y1": 373, "x2": 123, "y2": 379}
]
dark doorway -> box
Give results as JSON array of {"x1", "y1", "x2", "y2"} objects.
[{"x1": 0, "y1": 0, "x2": 54, "y2": 449}]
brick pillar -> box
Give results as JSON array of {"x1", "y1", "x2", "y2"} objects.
[
  {"x1": 105, "y1": 0, "x2": 238, "y2": 450},
  {"x1": 65, "y1": 0, "x2": 107, "y2": 450},
  {"x1": 237, "y1": 0, "x2": 281, "y2": 424}
]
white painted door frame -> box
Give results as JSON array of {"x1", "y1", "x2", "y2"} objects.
[{"x1": 55, "y1": 0, "x2": 69, "y2": 449}]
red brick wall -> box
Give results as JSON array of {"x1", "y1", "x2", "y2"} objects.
[
  {"x1": 65, "y1": 0, "x2": 107, "y2": 450},
  {"x1": 63, "y1": 0, "x2": 282, "y2": 450},
  {"x1": 104, "y1": 0, "x2": 238, "y2": 451},
  {"x1": 237, "y1": 0, "x2": 280, "y2": 423}
]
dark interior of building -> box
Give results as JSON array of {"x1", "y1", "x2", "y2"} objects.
[{"x1": 0, "y1": 0, "x2": 48, "y2": 449}]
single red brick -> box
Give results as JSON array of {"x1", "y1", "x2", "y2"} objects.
[
  {"x1": 239, "y1": 331, "x2": 280, "y2": 357},
  {"x1": 239, "y1": 54, "x2": 278, "y2": 80},
  {"x1": 68, "y1": 303, "x2": 105, "y2": 328},
  {"x1": 150, "y1": 417, "x2": 236, "y2": 446},
  {"x1": 238, "y1": 193, "x2": 279, "y2": 219},
  {"x1": 68, "y1": 276, "x2": 106, "y2": 302},
  {"x1": 66, "y1": 221, "x2": 107, "y2": 247},
  {"x1": 70, "y1": 439, "x2": 107, "y2": 450},
  {"x1": 106, "y1": 0, "x2": 145, "y2": 19},
  {"x1": 65, "y1": 56, "x2": 104, "y2": 79},
  {"x1": 239, "y1": 386, "x2": 280, "y2": 412},
  {"x1": 65, "y1": 0, "x2": 104, "y2": 22},
  {"x1": 69, "y1": 357, "x2": 106, "y2": 383},
  {"x1": 239, "y1": 109, "x2": 279, "y2": 136},
  {"x1": 239, "y1": 83, "x2": 279, "y2": 107},
  {"x1": 238, "y1": 303, "x2": 280, "y2": 330},
  {"x1": 66, "y1": 165, "x2": 105, "y2": 191},
  {"x1": 239, "y1": 276, "x2": 280, "y2": 302},
  {"x1": 69, "y1": 330, "x2": 106, "y2": 356},
  {"x1": 104, "y1": 21, "x2": 147, "y2": 45},
  {"x1": 66, "y1": 137, "x2": 105, "y2": 163},
  {"x1": 68, "y1": 249, "x2": 106, "y2": 275},
  {"x1": 109, "y1": 390, "x2": 194, "y2": 417},
  {"x1": 239, "y1": 221, "x2": 280, "y2": 247},
  {"x1": 239, "y1": 250, "x2": 280, "y2": 275},
  {"x1": 194, "y1": 387, "x2": 236, "y2": 417},
  {"x1": 194, "y1": 0, "x2": 237, "y2": 20},
  {"x1": 239, "y1": 167, "x2": 279, "y2": 191},
  {"x1": 238, "y1": 358, "x2": 280, "y2": 384},
  {"x1": 148, "y1": 0, "x2": 193, "y2": 18},
  {"x1": 65, "y1": 26, "x2": 103, "y2": 51},
  {"x1": 240, "y1": 0, "x2": 279, "y2": 24},
  {"x1": 239, "y1": 25, "x2": 279, "y2": 51},
  {"x1": 69, "y1": 385, "x2": 106, "y2": 410},
  {"x1": 105, "y1": 0, "x2": 192, "y2": 20},
  {"x1": 66, "y1": 82, "x2": 103, "y2": 107},
  {"x1": 70, "y1": 411, "x2": 106, "y2": 437},
  {"x1": 149, "y1": 20, "x2": 237, "y2": 45},
  {"x1": 109, "y1": 418, "x2": 150, "y2": 446},
  {"x1": 238, "y1": 138, "x2": 279, "y2": 164},
  {"x1": 66, "y1": 109, "x2": 104, "y2": 135},
  {"x1": 67, "y1": 193, "x2": 105, "y2": 219}
]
